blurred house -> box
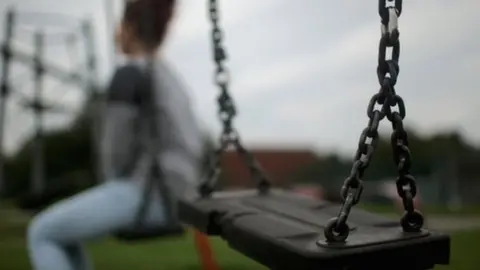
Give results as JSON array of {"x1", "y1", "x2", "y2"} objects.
[
  {"x1": 293, "y1": 184, "x2": 325, "y2": 200},
  {"x1": 217, "y1": 145, "x2": 480, "y2": 207},
  {"x1": 220, "y1": 147, "x2": 322, "y2": 189}
]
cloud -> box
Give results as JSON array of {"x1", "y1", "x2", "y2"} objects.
[
  {"x1": 232, "y1": 21, "x2": 377, "y2": 101},
  {"x1": 1, "y1": 0, "x2": 479, "y2": 156},
  {"x1": 168, "y1": 0, "x2": 280, "y2": 47},
  {"x1": 234, "y1": 0, "x2": 479, "y2": 101},
  {"x1": 212, "y1": 0, "x2": 480, "y2": 156}
]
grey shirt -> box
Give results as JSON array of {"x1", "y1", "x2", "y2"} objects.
[{"x1": 100, "y1": 58, "x2": 203, "y2": 196}]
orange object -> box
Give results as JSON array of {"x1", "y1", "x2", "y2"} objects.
[{"x1": 193, "y1": 230, "x2": 220, "y2": 270}]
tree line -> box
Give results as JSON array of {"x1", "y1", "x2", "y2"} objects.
[
  {"x1": 2, "y1": 98, "x2": 479, "y2": 209},
  {"x1": 293, "y1": 130, "x2": 480, "y2": 203}
]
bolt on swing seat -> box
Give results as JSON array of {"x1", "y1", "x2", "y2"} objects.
[{"x1": 178, "y1": 0, "x2": 451, "y2": 269}]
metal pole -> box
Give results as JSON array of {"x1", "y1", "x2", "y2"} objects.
[
  {"x1": 82, "y1": 21, "x2": 102, "y2": 184},
  {"x1": 104, "y1": 0, "x2": 116, "y2": 68},
  {"x1": 15, "y1": 10, "x2": 81, "y2": 27},
  {"x1": 10, "y1": 48, "x2": 85, "y2": 86},
  {"x1": 0, "y1": 8, "x2": 15, "y2": 196},
  {"x1": 30, "y1": 30, "x2": 45, "y2": 196}
]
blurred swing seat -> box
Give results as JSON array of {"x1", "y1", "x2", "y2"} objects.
[
  {"x1": 179, "y1": 188, "x2": 450, "y2": 270},
  {"x1": 113, "y1": 165, "x2": 188, "y2": 242},
  {"x1": 114, "y1": 224, "x2": 185, "y2": 241}
]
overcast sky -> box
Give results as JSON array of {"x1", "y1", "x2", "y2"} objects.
[{"x1": 0, "y1": 0, "x2": 478, "y2": 157}]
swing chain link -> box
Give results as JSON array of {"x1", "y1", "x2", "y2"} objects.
[
  {"x1": 199, "y1": 0, "x2": 271, "y2": 197},
  {"x1": 325, "y1": 0, "x2": 424, "y2": 243}
]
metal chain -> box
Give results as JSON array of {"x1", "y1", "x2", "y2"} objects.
[
  {"x1": 324, "y1": 0, "x2": 424, "y2": 243},
  {"x1": 199, "y1": 0, "x2": 271, "y2": 197}
]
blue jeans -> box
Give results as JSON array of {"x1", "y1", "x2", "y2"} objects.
[{"x1": 27, "y1": 180, "x2": 167, "y2": 270}]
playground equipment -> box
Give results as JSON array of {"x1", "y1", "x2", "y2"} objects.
[
  {"x1": 101, "y1": 0, "x2": 450, "y2": 269},
  {"x1": 1, "y1": 1, "x2": 452, "y2": 269},
  {"x1": 178, "y1": 1, "x2": 451, "y2": 269},
  {"x1": 0, "y1": 8, "x2": 101, "y2": 200},
  {"x1": 109, "y1": 2, "x2": 219, "y2": 269},
  {"x1": 0, "y1": 8, "x2": 101, "y2": 208}
]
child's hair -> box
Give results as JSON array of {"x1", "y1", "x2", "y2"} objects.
[{"x1": 123, "y1": 0, "x2": 175, "y2": 51}]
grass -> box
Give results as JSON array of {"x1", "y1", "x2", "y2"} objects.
[
  {"x1": 1, "y1": 204, "x2": 480, "y2": 270},
  {"x1": 0, "y1": 205, "x2": 266, "y2": 270},
  {"x1": 0, "y1": 231, "x2": 267, "y2": 270},
  {"x1": 435, "y1": 229, "x2": 480, "y2": 270}
]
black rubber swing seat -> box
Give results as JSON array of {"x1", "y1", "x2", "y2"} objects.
[
  {"x1": 179, "y1": 188, "x2": 450, "y2": 270},
  {"x1": 114, "y1": 224, "x2": 185, "y2": 241}
]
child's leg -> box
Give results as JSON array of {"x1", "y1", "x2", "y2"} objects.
[{"x1": 27, "y1": 180, "x2": 166, "y2": 270}]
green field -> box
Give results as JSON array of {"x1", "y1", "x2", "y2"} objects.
[
  {"x1": 0, "y1": 231, "x2": 266, "y2": 270},
  {"x1": 1, "y1": 205, "x2": 480, "y2": 270}
]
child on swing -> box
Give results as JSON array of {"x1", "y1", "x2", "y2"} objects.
[{"x1": 27, "y1": 0, "x2": 203, "y2": 269}]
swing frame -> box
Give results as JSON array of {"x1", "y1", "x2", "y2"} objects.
[{"x1": 179, "y1": 1, "x2": 451, "y2": 269}]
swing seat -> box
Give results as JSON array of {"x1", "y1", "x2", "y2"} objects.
[
  {"x1": 114, "y1": 224, "x2": 186, "y2": 242},
  {"x1": 179, "y1": 188, "x2": 450, "y2": 270}
]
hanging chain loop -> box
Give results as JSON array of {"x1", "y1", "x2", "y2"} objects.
[
  {"x1": 324, "y1": 0, "x2": 424, "y2": 243},
  {"x1": 199, "y1": 0, "x2": 271, "y2": 197}
]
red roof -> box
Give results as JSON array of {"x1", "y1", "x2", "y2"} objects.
[{"x1": 220, "y1": 148, "x2": 321, "y2": 188}]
